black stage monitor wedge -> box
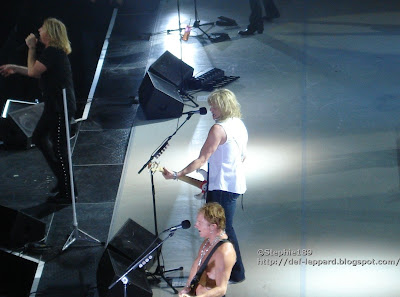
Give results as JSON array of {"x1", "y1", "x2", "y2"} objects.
[
  {"x1": 139, "y1": 71, "x2": 184, "y2": 120},
  {"x1": 1, "y1": 99, "x2": 37, "y2": 119},
  {"x1": 149, "y1": 50, "x2": 194, "y2": 88},
  {"x1": 97, "y1": 249, "x2": 153, "y2": 297},
  {"x1": 108, "y1": 219, "x2": 161, "y2": 263},
  {"x1": 4, "y1": 102, "x2": 44, "y2": 149},
  {"x1": 0, "y1": 250, "x2": 39, "y2": 297},
  {"x1": 0, "y1": 205, "x2": 46, "y2": 249}
]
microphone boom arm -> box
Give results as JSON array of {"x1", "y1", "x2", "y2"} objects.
[{"x1": 138, "y1": 112, "x2": 196, "y2": 174}]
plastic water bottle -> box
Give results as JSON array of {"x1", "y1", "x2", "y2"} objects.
[{"x1": 182, "y1": 25, "x2": 191, "y2": 41}]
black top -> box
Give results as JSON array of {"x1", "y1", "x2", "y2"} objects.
[{"x1": 38, "y1": 46, "x2": 76, "y2": 115}]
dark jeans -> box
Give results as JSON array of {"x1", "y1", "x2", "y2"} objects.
[
  {"x1": 32, "y1": 109, "x2": 75, "y2": 199},
  {"x1": 206, "y1": 190, "x2": 245, "y2": 282}
]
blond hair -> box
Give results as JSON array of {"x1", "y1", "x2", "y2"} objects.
[
  {"x1": 43, "y1": 18, "x2": 72, "y2": 55},
  {"x1": 207, "y1": 89, "x2": 242, "y2": 121},
  {"x1": 199, "y1": 202, "x2": 226, "y2": 231}
]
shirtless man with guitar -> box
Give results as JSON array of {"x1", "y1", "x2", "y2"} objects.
[{"x1": 179, "y1": 203, "x2": 236, "y2": 297}]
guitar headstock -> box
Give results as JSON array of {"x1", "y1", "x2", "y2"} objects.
[
  {"x1": 148, "y1": 161, "x2": 163, "y2": 173},
  {"x1": 154, "y1": 142, "x2": 169, "y2": 159}
]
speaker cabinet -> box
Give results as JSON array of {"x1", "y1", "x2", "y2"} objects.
[
  {"x1": 1, "y1": 99, "x2": 36, "y2": 118},
  {"x1": 97, "y1": 249, "x2": 153, "y2": 297},
  {"x1": 149, "y1": 50, "x2": 194, "y2": 88},
  {"x1": 0, "y1": 205, "x2": 46, "y2": 249},
  {"x1": 138, "y1": 72, "x2": 183, "y2": 120},
  {"x1": 0, "y1": 250, "x2": 38, "y2": 297},
  {"x1": 4, "y1": 102, "x2": 44, "y2": 149},
  {"x1": 108, "y1": 219, "x2": 161, "y2": 262},
  {"x1": 97, "y1": 219, "x2": 160, "y2": 297}
]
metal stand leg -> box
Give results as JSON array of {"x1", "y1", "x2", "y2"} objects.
[
  {"x1": 146, "y1": 173, "x2": 182, "y2": 294},
  {"x1": 192, "y1": 0, "x2": 215, "y2": 39},
  {"x1": 122, "y1": 277, "x2": 128, "y2": 297},
  {"x1": 62, "y1": 226, "x2": 102, "y2": 251},
  {"x1": 60, "y1": 88, "x2": 102, "y2": 251}
]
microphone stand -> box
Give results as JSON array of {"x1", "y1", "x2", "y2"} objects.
[
  {"x1": 192, "y1": 0, "x2": 214, "y2": 36},
  {"x1": 137, "y1": 113, "x2": 196, "y2": 293},
  {"x1": 60, "y1": 88, "x2": 102, "y2": 251},
  {"x1": 138, "y1": 113, "x2": 196, "y2": 174},
  {"x1": 166, "y1": 0, "x2": 215, "y2": 41},
  {"x1": 165, "y1": 0, "x2": 199, "y2": 109},
  {"x1": 108, "y1": 229, "x2": 179, "y2": 295}
]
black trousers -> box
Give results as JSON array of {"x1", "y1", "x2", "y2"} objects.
[
  {"x1": 263, "y1": 0, "x2": 280, "y2": 19},
  {"x1": 32, "y1": 108, "x2": 76, "y2": 199},
  {"x1": 248, "y1": 0, "x2": 280, "y2": 29}
]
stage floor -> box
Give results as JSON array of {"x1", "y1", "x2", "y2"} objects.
[
  {"x1": 1, "y1": 0, "x2": 400, "y2": 296},
  {"x1": 111, "y1": 0, "x2": 400, "y2": 296}
]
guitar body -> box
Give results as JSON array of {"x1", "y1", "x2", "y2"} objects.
[
  {"x1": 187, "y1": 286, "x2": 197, "y2": 296},
  {"x1": 179, "y1": 168, "x2": 208, "y2": 200}
]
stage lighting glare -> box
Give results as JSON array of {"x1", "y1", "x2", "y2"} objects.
[{"x1": 245, "y1": 144, "x2": 299, "y2": 180}]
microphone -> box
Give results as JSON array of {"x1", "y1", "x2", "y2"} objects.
[
  {"x1": 163, "y1": 220, "x2": 191, "y2": 232},
  {"x1": 182, "y1": 107, "x2": 207, "y2": 116},
  {"x1": 17, "y1": 33, "x2": 40, "y2": 51}
]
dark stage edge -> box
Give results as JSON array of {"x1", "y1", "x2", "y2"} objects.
[{"x1": 0, "y1": 2, "x2": 160, "y2": 297}]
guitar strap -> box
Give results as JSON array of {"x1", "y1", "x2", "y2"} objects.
[
  {"x1": 189, "y1": 239, "x2": 229, "y2": 293},
  {"x1": 206, "y1": 163, "x2": 210, "y2": 197}
]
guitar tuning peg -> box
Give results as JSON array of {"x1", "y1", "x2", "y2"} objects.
[{"x1": 153, "y1": 142, "x2": 170, "y2": 159}]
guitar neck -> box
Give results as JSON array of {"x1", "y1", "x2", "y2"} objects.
[
  {"x1": 151, "y1": 163, "x2": 206, "y2": 191},
  {"x1": 178, "y1": 175, "x2": 204, "y2": 190}
]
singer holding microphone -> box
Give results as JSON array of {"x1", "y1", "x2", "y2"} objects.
[
  {"x1": 162, "y1": 88, "x2": 248, "y2": 284},
  {"x1": 0, "y1": 18, "x2": 77, "y2": 203}
]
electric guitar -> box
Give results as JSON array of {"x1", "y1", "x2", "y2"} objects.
[{"x1": 148, "y1": 161, "x2": 208, "y2": 200}]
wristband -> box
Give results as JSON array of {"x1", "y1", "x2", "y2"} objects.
[{"x1": 173, "y1": 171, "x2": 178, "y2": 180}]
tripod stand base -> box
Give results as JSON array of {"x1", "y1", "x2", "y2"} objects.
[
  {"x1": 148, "y1": 265, "x2": 183, "y2": 294},
  {"x1": 193, "y1": 20, "x2": 214, "y2": 28},
  {"x1": 62, "y1": 226, "x2": 102, "y2": 251}
]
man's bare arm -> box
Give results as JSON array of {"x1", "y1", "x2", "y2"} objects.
[{"x1": 163, "y1": 124, "x2": 226, "y2": 180}]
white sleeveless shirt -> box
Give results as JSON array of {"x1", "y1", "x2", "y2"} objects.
[{"x1": 208, "y1": 118, "x2": 248, "y2": 194}]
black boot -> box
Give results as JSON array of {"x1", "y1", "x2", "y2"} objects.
[{"x1": 238, "y1": 25, "x2": 263, "y2": 35}]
